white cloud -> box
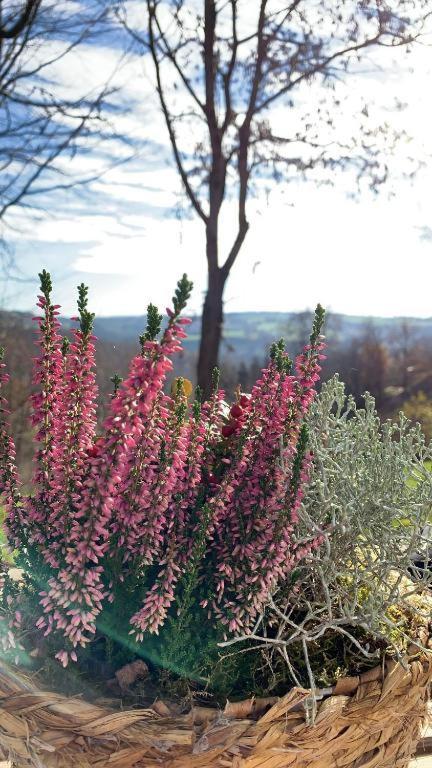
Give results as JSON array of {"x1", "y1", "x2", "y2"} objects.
[{"x1": 4, "y1": 15, "x2": 432, "y2": 320}]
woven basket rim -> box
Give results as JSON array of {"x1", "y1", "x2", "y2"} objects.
[
  {"x1": 0, "y1": 636, "x2": 431, "y2": 768},
  {"x1": 0, "y1": 631, "x2": 429, "y2": 708}
]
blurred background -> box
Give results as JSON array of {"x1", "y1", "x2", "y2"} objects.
[{"x1": 1, "y1": 0, "x2": 432, "y2": 478}]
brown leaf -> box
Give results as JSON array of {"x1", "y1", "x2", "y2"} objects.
[
  {"x1": 115, "y1": 660, "x2": 149, "y2": 693},
  {"x1": 152, "y1": 700, "x2": 172, "y2": 717},
  {"x1": 223, "y1": 696, "x2": 278, "y2": 719},
  {"x1": 333, "y1": 676, "x2": 359, "y2": 695},
  {"x1": 191, "y1": 706, "x2": 219, "y2": 725}
]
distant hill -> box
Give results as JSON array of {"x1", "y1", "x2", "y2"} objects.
[
  {"x1": 3, "y1": 309, "x2": 432, "y2": 364},
  {"x1": 95, "y1": 311, "x2": 432, "y2": 363}
]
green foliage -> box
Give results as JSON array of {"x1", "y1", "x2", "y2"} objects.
[
  {"x1": 61, "y1": 337, "x2": 70, "y2": 357},
  {"x1": 262, "y1": 375, "x2": 432, "y2": 689},
  {"x1": 38, "y1": 269, "x2": 52, "y2": 300},
  {"x1": 211, "y1": 366, "x2": 220, "y2": 392},
  {"x1": 110, "y1": 373, "x2": 123, "y2": 396},
  {"x1": 305, "y1": 376, "x2": 432, "y2": 539},
  {"x1": 141, "y1": 303, "x2": 163, "y2": 345},
  {"x1": 77, "y1": 283, "x2": 89, "y2": 316},
  {"x1": 270, "y1": 338, "x2": 292, "y2": 374},
  {"x1": 309, "y1": 303, "x2": 325, "y2": 346},
  {"x1": 73, "y1": 566, "x2": 234, "y2": 699},
  {"x1": 77, "y1": 283, "x2": 95, "y2": 337},
  {"x1": 192, "y1": 387, "x2": 203, "y2": 421},
  {"x1": 401, "y1": 391, "x2": 432, "y2": 443},
  {"x1": 172, "y1": 274, "x2": 193, "y2": 317}
]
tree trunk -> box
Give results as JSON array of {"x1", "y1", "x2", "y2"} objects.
[{"x1": 197, "y1": 262, "x2": 225, "y2": 399}]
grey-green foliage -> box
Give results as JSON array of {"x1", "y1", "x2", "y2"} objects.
[
  {"x1": 304, "y1": 374, "x2": 432, "y2": 556},
  {"x1": 263, "y1": 376, "x2": 432, "y2": 691}
]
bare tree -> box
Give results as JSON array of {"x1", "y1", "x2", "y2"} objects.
[
  {"x1": 115, "y1": 0, "x2": 430, "y2": 396},
  {"x1": 387, "y1": 319, "x2": 420, "y2": 393},
  {"x1": 0, "y1": 1, "x2": 118, "y2": 229}
]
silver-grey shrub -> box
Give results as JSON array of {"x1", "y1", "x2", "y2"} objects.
[{"x1": 221, "y1": 376, "x2": 432, "y2": 698}]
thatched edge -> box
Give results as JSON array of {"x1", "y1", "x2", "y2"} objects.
[{"x1": 0, "y1": 644, "x2": 431, "y2": 767}]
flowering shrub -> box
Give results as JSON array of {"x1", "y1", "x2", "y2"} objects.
[
  {"x1": 0, "y1": 271, "x2": 325, "y2": 666},
  {"x1": 223, "y1": 376, "x2": 432, "y2": 696}
]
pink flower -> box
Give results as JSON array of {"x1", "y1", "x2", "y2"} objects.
[{"x1": 0, "y1": 272, "x2": 325, "y2": 657}]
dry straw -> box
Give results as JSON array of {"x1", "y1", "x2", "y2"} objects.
[{"x1": 0, "y1": 642, "x2": 431, "y2": 768}]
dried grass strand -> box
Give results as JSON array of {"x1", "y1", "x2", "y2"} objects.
[{"x1": 0, "y1": 647, "x2": 430, "y2": 767}]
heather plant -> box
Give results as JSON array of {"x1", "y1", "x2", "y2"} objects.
[
  {"x1": 221, "y1": 376, "x2": 432, "y2": 698},
  {"x1": 0, "y1": 271, "x2": 325, "y2": 670}
]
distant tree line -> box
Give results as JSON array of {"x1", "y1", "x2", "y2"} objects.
[
  {"x1": 3, "y1": 309, "x2": 432, "y2": 478},
  {"x1": 229, "y1": 313, "x2": 432, "y2": 437}
]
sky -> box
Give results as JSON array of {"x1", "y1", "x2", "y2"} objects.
[{"x1": 1, "y1": 4, "x2": 432, "y2": 320}]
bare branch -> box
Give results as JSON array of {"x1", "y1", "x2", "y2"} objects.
[
  {"x1": 254, "y1": 22, "x2": 425, "y2": 117},
  {"x1": 115, "y1": 2, "x2": 206, "y2": 116},
  {"x1": 153, "y1": 13, "x2": 206, "y2": 116},
  {"x1": 0, "y1": 1, "x2": 124, "y2": 225},
  {"x1": 0, "y1": 0, "x2": 40, "y2": 41},
  {"x1": 220, "y1": 0, "x2": 238, "y2": 135},
  {"x1": 221, "y1": 0, "x2": 269, "y2": 278},
  {"x1": 146, "y1": 0, "x2": 208, "y2": 224},
  {"x1": 204, "y1": 0, "x2": 219, "y2": 147}
]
